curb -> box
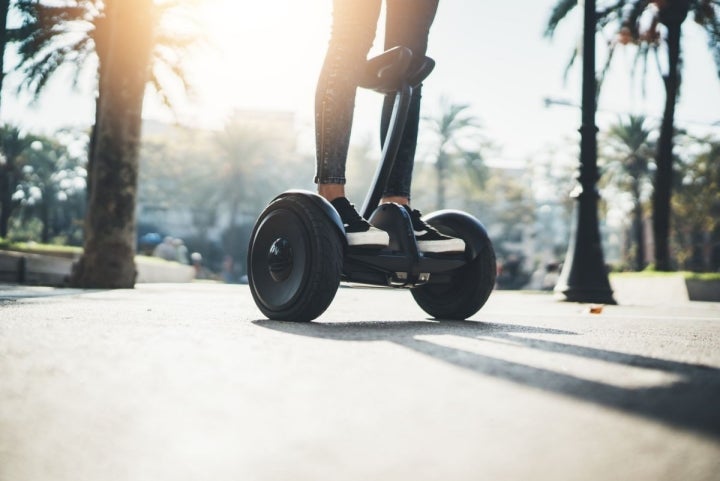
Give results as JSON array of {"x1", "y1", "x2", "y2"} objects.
[{"x1": 0, "y1": 251, "x2": 195, "y2": 286}]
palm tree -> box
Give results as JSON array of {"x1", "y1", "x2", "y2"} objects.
[
  {"x1": 70, "y1": 0, "x2": 153, "y2": 286},
  {"x1": 9, "y1": 0, "x2": 197, "y2": 194},
  {"x1": 546, "y1": 0, "x2": 720, "y2": 271},
  {"x1": 0, "y1": 125, "x2": 33, "y2": 238},
  {"x1": 8, "y1": 0, "x2": 199, "y2": 287},
  {"x1": 1, "y1": 1, "x2": 18, "y2": 229},
  {"x1": 423, "y1": 98, "x2": 488, "y2": 210},
  {"x1": 602, "y1": 115, "x2": 654, "y2": 270},
  {"x1": 671, "y1": 135, "x2": 720, "y2": 270}
]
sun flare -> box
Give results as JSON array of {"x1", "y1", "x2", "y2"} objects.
[{"x1": 176, "y1": 0, "x2": 332, "y2": 126}]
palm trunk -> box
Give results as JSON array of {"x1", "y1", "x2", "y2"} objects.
[
  {"x1": 0, "y1": 182, "x2": 11, "y2": 238},
  {"x1": 86, "y1": 97, "x2": 100, "y2": 202},
  {"x1": 0, "y1": 0, "x2": 10, "y2": 118},
  {"x1": 631, "y1": 180, "x2": 645, "y2": 271},
  {"x1": 40, "y1": 197, "x2": 50, "y2": 243},
  {"x1": 71, "y1": 0, "x2": 153, "y2": 288},
  {"x1": 436, "y1": 150, "x2": 446, "y2": 210},
  {"x1": 651, "y1": 21, "x2": 682, "y2": 272},
  {"x1": 0, "y1": 1, "x2": 10, "y2": 238},
  {"x1": 0, "y1": 163, "x2": 12, "y2": 238}
]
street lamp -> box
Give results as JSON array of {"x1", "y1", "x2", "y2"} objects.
[{"x1": 554, "y1": 0, "x2": 616, "y2": 304}]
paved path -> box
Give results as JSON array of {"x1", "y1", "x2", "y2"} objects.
[{"x1": 1, "y1": 284, "x2": 719, "y2": 481}]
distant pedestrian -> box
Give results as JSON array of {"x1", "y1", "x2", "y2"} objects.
[
  {"x1": 174, "y1": 238, "x2": 189, "y2": 264},
  {"x1": 153, "y1": 236, "x2": 177, "y2": 261},
  {"x1": 222, "y1": 255, "x2": 236, "y2": 283}
]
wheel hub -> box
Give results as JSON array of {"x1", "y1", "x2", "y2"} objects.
[{"x1": 267, "y1": 237, "x2": 294, "y2": 282}]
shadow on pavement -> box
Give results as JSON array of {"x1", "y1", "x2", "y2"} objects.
[{"x1": 254, "y1": 319, "x2": 720, "y2": 439}]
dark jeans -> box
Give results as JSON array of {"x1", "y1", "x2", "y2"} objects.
[{"x1": 314, "y1": 0, "x2": 439, "y2": 199}]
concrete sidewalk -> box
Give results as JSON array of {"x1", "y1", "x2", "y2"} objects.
[{"x1": 1, "y1": 284, "x2": 719, "y2": 481}]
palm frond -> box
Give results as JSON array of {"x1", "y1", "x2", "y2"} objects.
[
  {"x1": 15, "y1": 43, "x2": 84, "y2": 98},
  {"x1": 597, "y1": 41, "x2": 617, "y2": 100},
  {"x1": 462, "y1": 151, "x2": 488, "y2": 187},
  {"x1": 148, "y1": 74, "x2": 175, "y2": 113},
  {"x1": 562, "y1": 48, "x2": 578, "y2": 85},
  {"x1": 597, "y1": 1, "x2": 627, "y2": 30},
  {"x1": 545, "y1": 0, "x2": 578, "y2": 38},
  {"x1": 623, "y1": 0, "x2": 650, "y2": 39},
  {"x1": 8, "y1": 0, "x2": 202, "y2": 110},
  {"x1": 696, "y1": 5, "x2": 720, "y2": 78}
]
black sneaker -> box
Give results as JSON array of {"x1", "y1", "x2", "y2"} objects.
[
  {"x1": 331, "y1": 197, "x2": 390, "y2": 247},
  {"x1": 403, "y1": 205, "x2": 465, "y2": 253}
]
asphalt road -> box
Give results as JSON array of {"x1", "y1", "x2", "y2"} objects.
[{"x1": 1, "y1": 283, "x2": 719, "y2": 481}]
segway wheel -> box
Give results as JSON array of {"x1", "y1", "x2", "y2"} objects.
[
  {"x1": 248, "y1": 195, "x2": 343, "y2": 322},
  {"x1": 411, "y1": 214, "x2": 496, "y2": 320}
]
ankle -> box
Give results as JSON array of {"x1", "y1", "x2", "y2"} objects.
[
  {"x1": 380, "y1": 196, "x2": 409, "y2": 206},
  {"x1": 318, "y1": 184, "x2": 345, "y2": 202}
]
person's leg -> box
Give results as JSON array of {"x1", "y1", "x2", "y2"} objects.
[
  {"x1": 379, "y1": 0, "x2": 439, "y2": 205},
  {"x1": 380, "y1": 0, "x2": 464, "y2": 253},
  {"x1": 315, "y1": 0, "x2": 381, "y2": 201},
  {"x1": 315, "y1": 0, "x2": 389, "y2": 247}
]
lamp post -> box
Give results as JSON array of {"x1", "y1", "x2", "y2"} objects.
[{"x1": 554, "y1": 0, "x2": 616, "y2": 304}]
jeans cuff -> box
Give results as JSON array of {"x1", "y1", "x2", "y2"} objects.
[
  {"x1": 382, "y1": 190, "x2": 411, "y2": 199},
  {"x1": 315, "y1": 176, "x2": 346, "y2": 185}
]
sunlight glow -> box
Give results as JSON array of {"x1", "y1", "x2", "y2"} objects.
[{"x1": 178, "y1": 0, "x2": 331, "y2": 128}]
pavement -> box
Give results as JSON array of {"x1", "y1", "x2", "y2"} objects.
[{"x1": 0, "y1": 283, "x2": 719, "y2": 481}]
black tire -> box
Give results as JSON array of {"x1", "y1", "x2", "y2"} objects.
[
  {"x1": 248, "y1": 195, "x2": 343, "y2": 322},
  {"x1": 411, "y1": 215, "x2": 496, "y2": 320}
]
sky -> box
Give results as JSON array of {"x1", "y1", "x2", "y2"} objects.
[{"x1": 3, "y1": 0, "x2": 720, "y2": 167}]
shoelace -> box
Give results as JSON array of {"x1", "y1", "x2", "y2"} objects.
[
  {"x1": 408, "y1": 208, "x2": 441, "y2": 235},
  {"x1": 337, "y1": 202, "x2": 369, "y2": 230}
]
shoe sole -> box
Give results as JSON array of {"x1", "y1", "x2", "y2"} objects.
[
  {"x1": 417, "y1": 238, "x2": 466, "y2": 253},
  {"x1": 346, "y1": 230, "x2": 390, "y2": 248}
]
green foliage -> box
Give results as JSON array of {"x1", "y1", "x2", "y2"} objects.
[
  {"x1": 0, "y1": 239, "x2": 82, "y2": 255},
  {"x1": 684, "y1": 271, "x2": 720, "y2": 281},
  {"x1": 545, "y1": 0, "x2": 720, "y2": 271},
  {"x1": 599, "y1": 115, "x2": 656, "y2": 270},
  {"x1": 0, "y1": 125, "x2": 87, "y2": 245},
  {"x1": 1, "y1": 125, "x2": 36, "y2": 237},
  {"x1": 671, "y1": 135, "x2": 720, "y2": 271},
  {"x1": 420, "y1": 97, "x2": 490, "y2": 210},
  {"x1": 610, "y1": 270, "x2": 720, "y2": 282},
  {"x1": 6, "y1": 216, "x2": 42, "y2": 242}
]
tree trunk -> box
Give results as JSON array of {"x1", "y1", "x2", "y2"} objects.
[
  {"x1": 652, "y1": 7, "x2": 687, "y2": 271},
  {"x1": 631, "y1": 180, "x2": 645, "y2": 271},
  {"x1": 436, "y1": 150, "x2": 446, "y2": 210},
  {"x1": 0, "y1": 1, "x2": 10, "y2": 238},
  {"x1": 40, "y1": 197, "x2": 50, "y2": 243},
  {"x1": 85, "y1": 98, "x2": 100, "y2": 202},
  {"x1": 0, "y1": 0, "x2": 10, "y2": 118},
  {"x1": 0, "y1": 165, "x2": 12, "y2": 238},
  {"x1": 70, "y1": 0, "x2": 153, "y2": 288}
]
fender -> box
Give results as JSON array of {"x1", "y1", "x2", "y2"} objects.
[
  {"x1": 274, "y1": 190, "x2": 347, "y2": 247},
  {"x1": 421, "y1": 209, "x2": 493, "y2": 260}
]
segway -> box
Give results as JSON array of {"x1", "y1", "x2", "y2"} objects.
[{"x1": 247, "y1": 46, "x2": 496, "y2": 322}]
